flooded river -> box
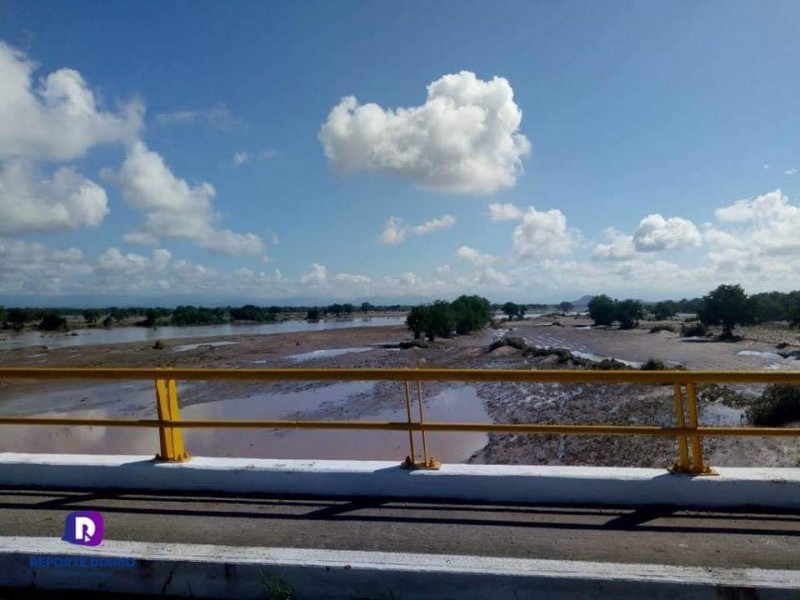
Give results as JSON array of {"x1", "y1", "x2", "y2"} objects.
[
  {"x1": 0, "y1": 316, "x2": 406, "y2": 351},
  {"x1": 0, "y1": 381, "x2": 490, "y2": 463}
]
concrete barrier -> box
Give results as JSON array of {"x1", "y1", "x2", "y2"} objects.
[
  {"x1": 1, "y1": 453, "x2": 800, "y2": 509},
  {"x1": 2, "y1": 536, "x2": 799, "y2": 599}
]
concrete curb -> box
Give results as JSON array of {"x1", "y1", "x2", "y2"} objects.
[
  {"x1": 2, "y1": 453, "x2": 800, "y2": 509},
  {"x1": 2, "y1": 537, "x2": 799, "y2": 599}
]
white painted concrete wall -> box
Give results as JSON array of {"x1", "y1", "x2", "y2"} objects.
[
  {"x1": 2, "y1": 453, "x2": 800, "y2": 509},
  {"x1": 2, "y1": 536, "x2": 799, "y2": 599}
]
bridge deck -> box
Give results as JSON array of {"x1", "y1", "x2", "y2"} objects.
[{"x1": 2, "y1": 487, "x2": 799, "y2": 570}]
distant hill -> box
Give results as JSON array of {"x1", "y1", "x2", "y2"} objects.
[{"x1": 569, "y1": 295, "x2": 594, "y2": 308}]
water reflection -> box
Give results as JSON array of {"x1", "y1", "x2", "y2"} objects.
[{"x1": 0, "y1": 383, "x2": 490, "y2": 463}]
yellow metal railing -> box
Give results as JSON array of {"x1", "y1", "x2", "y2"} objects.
[{"x1": 0, "y1": 368, "x2": 799, "y2": 474}]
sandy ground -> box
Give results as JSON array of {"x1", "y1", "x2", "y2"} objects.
[{"x1": 1, "y1": 317, "x2": 798, "y2": 467}]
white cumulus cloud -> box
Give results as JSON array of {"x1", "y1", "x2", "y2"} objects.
[
  {"x1": 319, "y1": 71, "x2": 531, "y2": 194},
  {"x1": 592, "y1": 227, "x2": 636, "y2": 260},
  {"x1": 379, "y1": 214, "x2": 455, "y2": 244},
  {"x1": 632, "y1": 214, "x2": 702, "y2": 252},
  {"x1": 411, "y1": 214, "x2": 456, "y2": 235},
  {"x1": 300, "y1": 263, "x2": 328, "y2": 285},
  {"x1": 512, "y1": 206, "x2": 575, "y2": 258},
  {"x1": 105, "y1": 141, "x2": 264, "y2": 256},
  {"x1": 488, "y1": 203, "x2": 523, "y2": 221},
  {"x1": 0, "y1": 42, "x2": 141, "y2": 161},
  {"x1": 0, "y1": 160, "x2": 109, "y2": 234}
]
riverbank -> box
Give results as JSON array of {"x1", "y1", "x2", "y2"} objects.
[{"x1": 0, "y1": 317, "x2": 798, "y2": 467}]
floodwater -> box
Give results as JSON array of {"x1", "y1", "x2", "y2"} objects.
[
  {"x1": 0, "y1": 316, "x2": 406, "y2": 351},
  {"x1": 701, "y1": 403, "x2": 745, "y2": 426},
  {"x1": 0, "y1": 382, "x2": 490, "y2": 463},
  {"x1": 286, "y1": 347, "x2": 374, "y2": 362}
]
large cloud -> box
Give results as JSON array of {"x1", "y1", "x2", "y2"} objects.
[
  {"x1": 0, "y1": 238, "x2": 90, "y2": 294},
  {"x1": 633, "y1": 214, "x2": 702, "y2": 252},
  {"x1": 0, "y1": 160, "x2": 109, "y2": 234},
  {"x1": 319, "y1": 71, "x2": 531, "y2": 194},
  {"x1": 711, "y1": 190, "x2": 800, "y2": 256},
  {"x1": 105, "y1": 141, "x2": 264, "y2": 256},
  {"x1": 0, "y1": 42, "x2": 141, "y2": 161},
  {"x1": 592, "y1": 214, "x2": 702, "y2": 260},
  {"x1": 512, "y1": 206, "x2": 575, "y2": 258},
  {"x1": 592, "y1": 227, "x2": 636, "y2": 260}
]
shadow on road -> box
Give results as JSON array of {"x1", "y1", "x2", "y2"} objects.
[{"x1": 1, "y1": 487, "x2": 799, "y2": 538}]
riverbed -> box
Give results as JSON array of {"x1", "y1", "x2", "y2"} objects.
[{"x1": 0, "y1": 316, "x2": 406, "y2": 351}]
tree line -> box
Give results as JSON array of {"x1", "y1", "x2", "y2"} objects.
[
  {"x1": 0, "y1": 302, "x2": 413, "y2": 331},
  {"x1": 589, "y1": 285, "x2": 800, "y2": 336},
  {"x1": 406, "y1": 295, "x2": 492, "y2": 341}
]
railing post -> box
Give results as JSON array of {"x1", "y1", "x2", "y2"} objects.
[
  {"x1": 415, "y1": 381, "x2": 440, "y2": 469},
  {"x1": 155, "y1": 378, "x2": 190, "y2": 462},
  {"x1": 671, "y1": 383, "x2": 691, "y2": 473},
  {"x1": 401, "y1": 381, "x2": 417, "y2": 468},
  {"x1": 400, "y1": 380, "x2": 440, "y2": 470},
  {"x1": 685, "y1": 382, "x2": 715, "y2": 475}
]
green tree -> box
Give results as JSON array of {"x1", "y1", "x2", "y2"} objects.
[
  {"x1": 406, "y1": 305, "x2": 429, "y2": 339},
  {"x1": 306, "y1": 307, "x2": 321, "y2": 321},
  {"x1": 451, "y1": 295, "x2": 491, "y2": 334},
  {"x1": 82, "y1": 309, "x2": 99, "y2": 325},
  {"x1": 652, "y1": 301, "x2": 678, "y2": 321},
  {"x1": 588, "y1": 295, "x2": 616, "y2": 326},
  {"x1": 558, "y1": 301, "x2": 574, "y2": 314},
  {"x1": 361, "y1": 302, "x2": 375, "y2": 313},
  {"x1": 425, "y1": 300, "x2": 455, "y2": 341},
  {"x1": 698, "y1": 284, "x2": 753, "y2": 338},
  {"x1": 38, "y1": 312, "x2": 68, "y2": 332},
  {"x1": 7, "y1": 308, "x2": 29, "y2": 331},
  {"x1": 0, "y1": 306, "x2": 5, "y2": 327},
  {"x1": 615, "y1": 299, "x2": 644, "y2": 330},
  {"x1": 502, "y1": 302, "x2": 519, "y2": 320},
  {"x1": 788, "y1": 297, "x2": 800, "y2": 329}
]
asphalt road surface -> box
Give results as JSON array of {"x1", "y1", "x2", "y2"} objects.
[{"x1": 1, "y1": 487, "x2": 800, "y2": 570}]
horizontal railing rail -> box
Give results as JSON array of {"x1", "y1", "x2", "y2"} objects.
[
  {"x1": 0, "y1": 368, "x2": 798, "y2": 473},
  {"x1": 1, "y1": 367, "x2": 800, "y2": 384}
]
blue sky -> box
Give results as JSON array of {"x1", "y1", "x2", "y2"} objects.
[{"x1": 1, "y1": 1, "x2": 799, "y2": 305}]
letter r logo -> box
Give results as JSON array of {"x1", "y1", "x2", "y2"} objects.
[
  {"x1": 63, "y1": 511, "x2": 104, "y2": 546},
  {"x1": 75, "y1": 516, "x2": 96, "y2": 543}
]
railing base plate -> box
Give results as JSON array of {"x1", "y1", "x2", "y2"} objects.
[
  {"x1": 401, "y1": 456, "x2": 441, "y2": 470},
  {"x1": 668, "y1": 463, "x2": 718, "y2": 476}
]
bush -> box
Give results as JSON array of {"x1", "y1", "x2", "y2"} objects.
[
  {"x1": 699, "y1": 383, "x2": 755, "y2": 408},
  {"x1": 595, "y1": 359, "x2": 633, "y2": 370},
  {"x1": 588, "y1": 294, "x2": 615, "y2": 326},
  {"x1": 698, "y1": 284, "x2": 753, "y2": 338},
  {"x1": 640, "y1": 358, "x2": 667, "y2": 370},
  {"x1": 152, "y1": 340, "x2": 165, "y2": 350},
  {"x1": 747, "y1": 385, "x2": 800, "y2": 426},
  {"x1": 681, "y1": 322, "x2": 707, "y2": 337},
  {"x1": 649, "y1": 324, "x2": 676, "y2": 333},
  {"x1": 615, "y1": 299, "x2": 643, "y2": 329},
  {"x1": 407, "y1": 295, "x2": 490, "y2": 341},
  {"x1": 38, "y1": 313, "x2": 68, "y2": 332}
]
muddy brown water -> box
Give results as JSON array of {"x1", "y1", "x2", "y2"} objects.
[{"x1": 0, "y1": 382, "x2": 490, "y2": 463}]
